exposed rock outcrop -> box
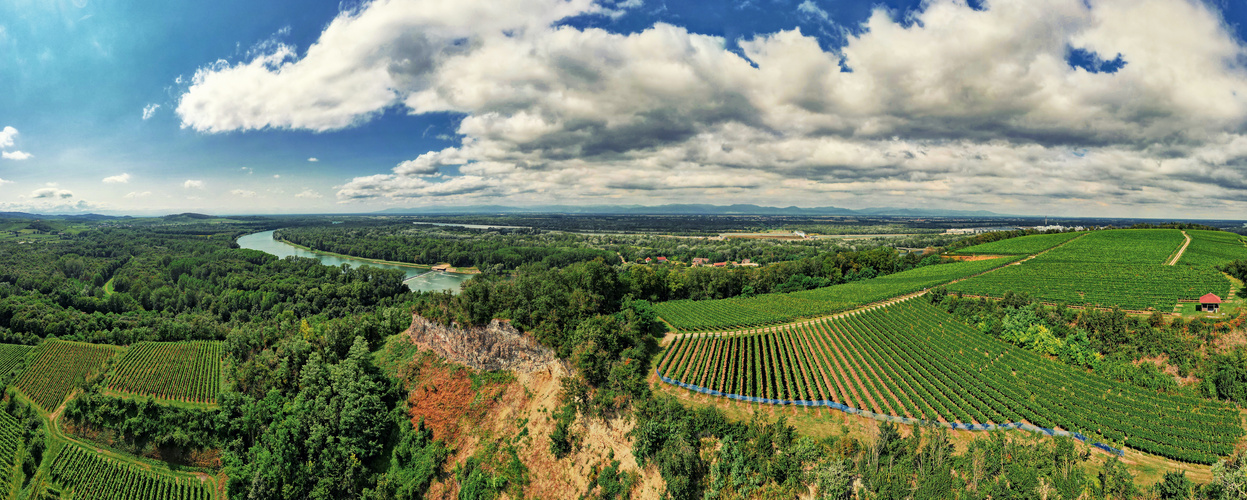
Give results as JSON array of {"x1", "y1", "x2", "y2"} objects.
[{"x1": 406, "y1": 315, "x2": 561, "y2": 374}]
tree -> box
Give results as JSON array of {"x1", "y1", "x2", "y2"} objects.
[{"x1": 1155, "y1": 470, "x2": 1193, "y2": 500}]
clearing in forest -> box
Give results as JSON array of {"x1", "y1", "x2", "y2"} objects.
[
  {"x1": 657, "y1": 299, "x2": 1242, "y2": 465},
  {"x1": 107, "y1": 341, "x2": 224, "y2": 405}
]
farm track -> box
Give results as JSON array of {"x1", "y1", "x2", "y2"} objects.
[{"x1": 1168, "y1": 231, "x2": 1192, "y2": 265}]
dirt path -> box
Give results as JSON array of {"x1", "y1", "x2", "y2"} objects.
[{"x1": 1168, "y1": 230, "x2": 1191, "y2": 265}]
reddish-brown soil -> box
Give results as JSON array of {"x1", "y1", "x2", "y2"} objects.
[
  {"x1": 836, "y1": 335, "x2": 909, "y2": 418},
  {"x1": 814, "y1": 323, "x2": 884, "y2": 413},
  {"x1": 407, "y1": 359, "x2": 490, "y2": 442}
]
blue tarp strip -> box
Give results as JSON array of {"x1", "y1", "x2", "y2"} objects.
[{"x1": 656, "y1": 368, "x2": 1124, "y2": 456}]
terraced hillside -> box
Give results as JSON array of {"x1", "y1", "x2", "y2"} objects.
[
  {"x1": 947, "y1": 230, "x2": 1230, "y2": 310},
  {"x1": 654, "y1": 256, "x2": 1022, "y2": 331},
  {"x1": 657, "y1": 299, "x2": 1242, "y2": 464}
]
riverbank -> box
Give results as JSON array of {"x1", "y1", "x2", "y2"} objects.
[{"x1": 276, "y1": 237, "x2": 481, "y2": 274}]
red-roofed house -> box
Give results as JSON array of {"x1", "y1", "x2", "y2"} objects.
[
  {"x1": 713, "y1": 261, "x2": 727, "y2": 267},
  {"x1": 1199, "y1": 293, "x2": 1222, "y2": 313},
  {"x1": 656, "y1": 256, "x2": 668, "y2": 263},
  {"x1": 644, "y1": 257, "x2": 652, "y2": 263},
  {"x1": 691, "y1": 257, "x2": 709, "y2": 266}
]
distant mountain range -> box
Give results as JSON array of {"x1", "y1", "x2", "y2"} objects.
[
  {"x1": 0, "y1": 212, "x2": 130, "y2": 221},
  {"x1": 373, "y1": 204, "x2": 1006, "y2": 217}
]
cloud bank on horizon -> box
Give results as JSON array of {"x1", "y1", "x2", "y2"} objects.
[{"x1": 170, "y1": 0, "x2": 1247, "y2": 215}]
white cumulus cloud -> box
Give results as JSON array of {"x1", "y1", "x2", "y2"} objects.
[
  {"x1": 103, "y1": 173, "x2": 131, "y2": 184},
  {"x1": 230, "y1": 189, "x2": 257, "y2": 197},
  {"x1": 183, "y1": 180, "x2": 204, "y2": 189},
  {"x1": 0, "y1": 126, "x2": 16, "y2": 148},
  {"x1": 31, "y1": 187, "x2": 73, "y2": 199},
  {"x1": 124, "y1": 191, "x2": 152, "y2": 198},
  {"x1": 2, "y1": 151, "x2": 32, "y2": 160},
  {"x1": 177, "y1": 0, "x2": 1247, "y2": 215},
  {"x1": 142, "y1": 104, "x2": 161, "y2": 120},
  {"x1": 307, "y1": 157, "x2": 319, "y2": 162},
  {"x1": 295, "y1": 188, "x2": 324, "y2": 199}
]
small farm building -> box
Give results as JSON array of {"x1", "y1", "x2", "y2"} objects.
[{"x1": 1199, "y1": 293, "x2": 1222, "y2": 313}]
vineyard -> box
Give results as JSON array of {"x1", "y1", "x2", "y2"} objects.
[
  {"x1": 48, "y1": 443, "x2": 214, "y2": 500},
  {"x1": 0, "y1": 344, "x2": 32, "y2": 379},
  {"x1": 108, "y1": 342, "x2": 223, "y2": 404},
  {"x1": 952, "y1": 232, "x2": 1083, "y2": 255},
  {"x1": 653, "y1": 256, "x2": 1022, "y2": 331},
  {"x1": 1178, "y1": 230, "x2": 1247, "y2": 268},
  {"x1": 948, "y1": 229, "x2": 1230, "y2": 310},
  {"x1": 657, "y1": 299, "x2": 1243, "y2": 464},
  {"x1": 1033, "y1": 229, "x2": 1185, "y2": 265},
  {"x1": 14, "y1": 341, "x2": 121, "y2": 412},
  {"x1": 0, "y1": 411, "x2": 22, "y2": 493}
]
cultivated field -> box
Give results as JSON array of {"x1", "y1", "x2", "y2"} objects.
[
  {"x1": 0, "y1": 344, "x2": 33, "y2": 378},
  {"x1": 1178, "y1": 229, "x2": 1247, "y2": 267},
  {"x1": 948, "y1": 230, "x2": 1230, "y2": 310},
  {"x1": 108, "y1": 341, "x2": 223, "y2": 404},
  {"x1": 48, "y1": 442, "x2": 214, "y2": 500},
  {"x1": 952, "y1": 231, "x2": 1083, "y2": 255},
  {"x1": 0, "y1": 411, "x2": 22, "y2": 493},
  {"x1": 654, "y1": 256, "x2": 1022, "y2": 331},
  {"x1": 14, "y1": 340, "x2": 121, "y2": 412},
  {"x1": 658, "y1": 299, "x2": 1242, "y2": 464}
]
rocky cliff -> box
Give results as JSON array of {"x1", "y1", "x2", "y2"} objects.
[{"x1": 406, "y1": 315, "x2": 560, "y2": 374}]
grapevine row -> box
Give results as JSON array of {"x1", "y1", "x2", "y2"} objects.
[
  {"x1": 657, "y1": 299, "x2": 1243, "y2": 464},
  {"x1": 108, "y1": 341, "x2": 223, "y2": 404},
  {"x1": 48, "y1": 442, "x2": 213, "y2": 500},
  {"x1": 15, "y1": 340, "x2": 121, "y2": 412}
]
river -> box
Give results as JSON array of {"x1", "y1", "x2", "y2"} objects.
[{"x1": 236, "y1": 230, "x2": 474, "y2": 294}]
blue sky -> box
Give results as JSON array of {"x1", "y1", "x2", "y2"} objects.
[{"x1": 4, "y1": 0, "x2": 1247, "y2": 216}]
